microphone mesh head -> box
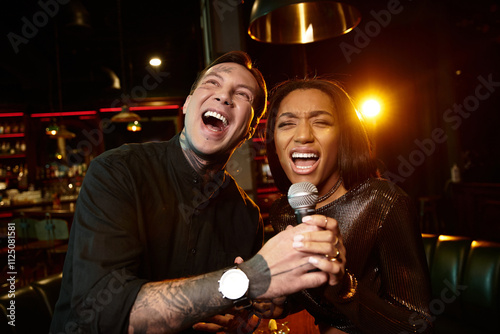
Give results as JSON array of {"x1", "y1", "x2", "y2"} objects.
[{"x1": 287, "y1": 182, "x2": 319, "y2": 210}]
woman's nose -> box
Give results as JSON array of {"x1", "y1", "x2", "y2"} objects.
[{"x1": 293, "y1": 122, "x2": 314, "y2": 143}]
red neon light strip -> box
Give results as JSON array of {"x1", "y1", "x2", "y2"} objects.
[
  {"x1": 257, "y1": 186, "x2": 278, "y2": 194},
  {"x1": 100, "y1": 105, "x2": 180, "y2": 112},
  {"x1": 31, "y1": 111, "x2": 97, "y2": 117},
  {"x1": 131, "y1": 105, "x2": 179, "y2": 111},
  {"x1": 0, "y1": 133, "x2": 25, "y2": 138},
  {"x1": 0, "y1": 112, "x2": 24, "y2": 117},
  {"x1": 0, "y1": 154, "x2": 26, "y2": 159}
]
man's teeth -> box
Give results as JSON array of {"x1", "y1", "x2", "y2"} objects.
[
  {"x1": 292, "y1": 152, "x2": 318, "y2": 159},
  {"x1": 204, "y1": 111, "x2": 228, "y2": 127}
]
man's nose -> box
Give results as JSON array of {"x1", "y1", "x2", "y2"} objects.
[{"x1": 215, "y1": 90, "x2": 233, "y2": 106}]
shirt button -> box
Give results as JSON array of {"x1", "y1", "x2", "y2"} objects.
[
  {"x1": 191, "y1": 248, "x2": 196, "y2": 254},
  {"x1": 193, "y1": 178, "x2": 198, "y2": 183}
]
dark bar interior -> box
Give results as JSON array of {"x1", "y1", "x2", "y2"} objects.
[{"x1": 1, "y1": 1, "x2": 499, "y2": 333}]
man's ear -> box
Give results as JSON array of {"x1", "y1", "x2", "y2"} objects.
[{"x1": 182, "y1": 95, "x2": 191, "y2": 115}]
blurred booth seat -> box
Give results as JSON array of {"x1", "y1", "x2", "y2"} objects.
[
  {"x1": 0, "y1": 272, "x2": 62, "y2": 334},
  {"x1": 422, "y1": 234, "x2": 500, "y2": 333}
]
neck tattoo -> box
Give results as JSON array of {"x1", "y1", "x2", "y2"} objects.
[
  {"x1": 318, "y1": 176, "x2": 343, "y2": 203},
  {"x1": 179, "y1": 132, "x2": 224, "y2": 182}
]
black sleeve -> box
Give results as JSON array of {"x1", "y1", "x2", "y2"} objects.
[{"x1": 51, "y1": 156, "x2": 149, "y2": 334}]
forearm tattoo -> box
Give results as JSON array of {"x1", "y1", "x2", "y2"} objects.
[{"x1": 129, "y1": 272, "x2": 229, "y2": 333}]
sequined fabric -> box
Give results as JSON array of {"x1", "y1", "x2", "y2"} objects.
[{"x1": 270, "y1": 178, "x2": 433, "y2": 333}]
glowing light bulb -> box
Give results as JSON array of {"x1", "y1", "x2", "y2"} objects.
[{"x1": 361, "y1": 99, "x2": 381, "y2": 118}]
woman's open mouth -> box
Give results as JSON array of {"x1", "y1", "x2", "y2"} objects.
[{"x1": 291, "y1": 152, "x2": 319, "y2": 171}]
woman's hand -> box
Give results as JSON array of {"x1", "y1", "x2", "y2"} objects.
[{"x1": 293, "y1": 215, "x2": 346, "y2": 286}]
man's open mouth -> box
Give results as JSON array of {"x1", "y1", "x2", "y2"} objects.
[
  {"x1": 291, "y1": 152, "x2": 319, "y2": 169},
  {"x1": 203, "y1": 111, "x2": 228, "y2": 132}
]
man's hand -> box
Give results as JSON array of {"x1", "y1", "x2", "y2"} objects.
[
  {"x1": 252, "y1": 297, "x2": 287, "y2": 319},
  {"x1": 192, "y1": 309, "x2": 261, "y2": 333}
]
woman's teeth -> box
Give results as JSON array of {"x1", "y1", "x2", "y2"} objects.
[
  {"x1": 292, "y1": 152, "x2": 318, "y2": 169},
  {"x1": 292, "y1": 152, "x2": 318, "y2": 159}
]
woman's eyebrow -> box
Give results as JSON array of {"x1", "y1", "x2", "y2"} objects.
[
  {"x1": 277, "y1": 112, "x2": 298, "y2": 119},
  {"x1": 309, "y1": 110, "x2": 333, "y2": 117},
  {"x1": 278, "y1": 110, "x2": 332, "y2": 119}
]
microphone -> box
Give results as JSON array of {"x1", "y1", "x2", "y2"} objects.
[{"x1": 288, "y1": 182, "x2": 318, "y2": 224}]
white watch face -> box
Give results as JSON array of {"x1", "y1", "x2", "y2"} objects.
[{"x1": 219, "y1": 269, "x2": 249, "y2": 300}]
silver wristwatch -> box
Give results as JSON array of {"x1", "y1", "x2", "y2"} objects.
[{"x1": 218, "y1": 267, "x2": 252, "y2": 308}]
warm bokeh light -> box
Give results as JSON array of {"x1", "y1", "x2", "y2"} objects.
[
  {"x1": 361, "y1": 99, "x2": 381, "y2": 118},
  {"x1": 45, "y1": 124, "x2": 59, "y2": 136},
  {"x1": 149, "y1": 58, "x2": 161, "y2": 66},
  {"x1": 127, "y1": 120, "x2": 142, "y2": 132}
]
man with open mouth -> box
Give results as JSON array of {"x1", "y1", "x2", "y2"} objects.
[{"x1": 51, "y1": 51, "x2": 334, "y2": 334}]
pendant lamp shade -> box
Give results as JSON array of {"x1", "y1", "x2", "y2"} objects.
[
  {"x1": 248, "y1": 0, "x2": 361, "y2": 44},
  {"x1": 49, "y1": 124, "x2": 76, "y2": 139}
]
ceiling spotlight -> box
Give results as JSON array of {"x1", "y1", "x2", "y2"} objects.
[{"x1": 149, "y1": 58, "x2": 162, "y2": 66}]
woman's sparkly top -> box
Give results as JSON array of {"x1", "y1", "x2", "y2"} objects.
[{"x1": 270, "y1": 178, "x2": 433, "y2": 333}]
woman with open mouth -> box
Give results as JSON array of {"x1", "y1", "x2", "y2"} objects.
[{"x1": 264, "y1": 78, "x2": 433, "y2": 334}]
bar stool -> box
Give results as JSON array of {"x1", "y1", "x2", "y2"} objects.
[
  {"x1": 11, "y1": 214, "x2": 38, "y2": 247},
  {"x1": 9, "y1": 215, "x2": 45, "y2": 285},
  {"x1": 35, "y1": 213, "x2": 69, "y2": 274}
]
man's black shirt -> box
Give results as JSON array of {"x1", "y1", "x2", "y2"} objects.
[{"x1": 50, "y1": 134, "x2": 263, "y2": 333}]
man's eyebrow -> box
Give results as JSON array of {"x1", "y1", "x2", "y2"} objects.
[
  {"x1": 203, "y1": 72, "x2": 224, "y2": 81},
  {"x1": 237, "y1": 83, "x2": 256, "y2": 94},
  {"x1": 203, "y1": 72, "x2": 256, "y2": 94}
]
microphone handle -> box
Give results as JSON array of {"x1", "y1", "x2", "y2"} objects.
[{"x1": 294, "y1": 208, "x2": 316, "y2": 224}]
